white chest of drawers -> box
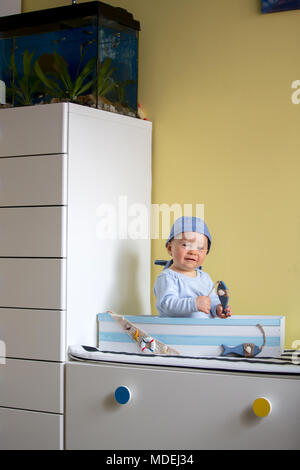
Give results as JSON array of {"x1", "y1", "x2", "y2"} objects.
[
  {"x1": 65, "y1": 361, "x2": 300, "y2": 450},
  {"x1": 0, "y1": 103, "x2": 152, "y2": 449}
]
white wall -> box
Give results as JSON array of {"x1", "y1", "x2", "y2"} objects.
[{"x1": 0, "y1": 0, "x2": 21, "y2": 16}]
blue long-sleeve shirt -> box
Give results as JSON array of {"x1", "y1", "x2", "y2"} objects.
[{"x1": 154, "y1": 268, "x2": 220, "y2": 318}]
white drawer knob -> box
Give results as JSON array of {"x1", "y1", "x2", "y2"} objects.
[
  {"x1": 114, "y1": 386, "x2": 131, "y2": 405},
  {"x1": 252, "y1": 397, "x2": 272, "y2": 417}
]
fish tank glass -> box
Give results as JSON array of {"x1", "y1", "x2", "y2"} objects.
[{"x1": 0, "y1": 1, "x2": 140, "y2": 117}]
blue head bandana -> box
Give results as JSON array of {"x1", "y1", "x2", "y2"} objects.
[{"x1": 166, "y1": 216, "x2": 212, "y2": 253}]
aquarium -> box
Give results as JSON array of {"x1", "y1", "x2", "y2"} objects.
[{"x1": 0, "y1": 1, "x2": 140, "y2": 117}]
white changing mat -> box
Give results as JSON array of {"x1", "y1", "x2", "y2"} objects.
[{"x1": 68, "y1": 345, "x2": 300, "y2": 375}]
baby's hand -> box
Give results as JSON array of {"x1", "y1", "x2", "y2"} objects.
[
  {"x1": 216, "y1": 304, "x2": 232, "y2": 318},
  {"x1": 196, "y1": 296, "x2": 211, "y2": 315}
]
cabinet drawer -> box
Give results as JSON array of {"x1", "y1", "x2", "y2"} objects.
[
  {"x1": 0, "y1": 154, "x2": 67, "y2": 206},
  {"x1": 0, "y1": 407, "x2": 63, "y2": 450},
  {"x1": 66, "y1": 362, "x2": 300, "y2": 450},
  {"x1": 0, "y1": 259, "x2": 66, "y2": 309},
  {"x1": 0, "y1": 359, "x2": 63, "y2": 413},
  {"x1": 0, "y1": 207, "x2": 67, "y2": 257},
  {"x1": 0, "y1": 308, "x2": 65, "y2": 361},
  {"x1": 0, "y1": 103, "x2": 67, "y2": 157}
]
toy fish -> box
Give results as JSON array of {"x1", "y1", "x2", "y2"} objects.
[
  {"x1": 221, "y1": 324, "x2": 266, "y2": 357},
  {"x1": 207, "y1": 280, "x2": 229, "y2": 315},
  {"x1": 109, "y1": 311, "x2": 180, "y2": 356},
  {"x1": 216, "y1": 280, "x2": 229, "y2": 312}
]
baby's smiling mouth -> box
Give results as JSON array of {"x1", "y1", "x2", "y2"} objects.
[{"x1": 184, "y1": 257, "x2": 197, "y2": 262}]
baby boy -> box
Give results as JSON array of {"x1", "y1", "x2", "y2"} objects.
[{"x1": 154, "y1": 216, "x2": 232, "y2": 318}]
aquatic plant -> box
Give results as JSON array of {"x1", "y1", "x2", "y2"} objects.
[
  {"x1": 115, "y1": 79, "x2": 134, "y2": 106},
  {"x1": 7, "y1": 50, "x2": 43, "y2": 106},
  {"x1": 34, "y1": 50, "x2": 96, "y2": 101},
  {"x1": 5, "y1": 45, "x2": 135, "y2": 115},
  {"x1": 97, "y1": 57, "x2": 116, "y2": 97}
]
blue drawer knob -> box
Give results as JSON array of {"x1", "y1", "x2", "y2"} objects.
[{"x1": 114, "y1": 386, "x2": 131, "y2": 405}]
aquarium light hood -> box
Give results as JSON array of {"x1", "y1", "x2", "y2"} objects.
[{"x1": 0, "y1": 1, "x2": 140, "y2": 38}]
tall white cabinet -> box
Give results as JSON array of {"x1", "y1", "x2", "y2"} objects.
[{"x1": 0, "y1": 103, "x2": 152, "y2": 449}]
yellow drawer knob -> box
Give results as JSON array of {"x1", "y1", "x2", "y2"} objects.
[{"x1": 252, "y1": 397, "x2": 272, "y2": 417}]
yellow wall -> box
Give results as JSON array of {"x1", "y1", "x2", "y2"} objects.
[{"x1": 22, "y1": 0, "x2": 300, "y2": 348}]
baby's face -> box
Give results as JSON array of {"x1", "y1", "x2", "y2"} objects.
[{"x1": 167, "y1": 232, "x2": 208, "y2": 274}]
